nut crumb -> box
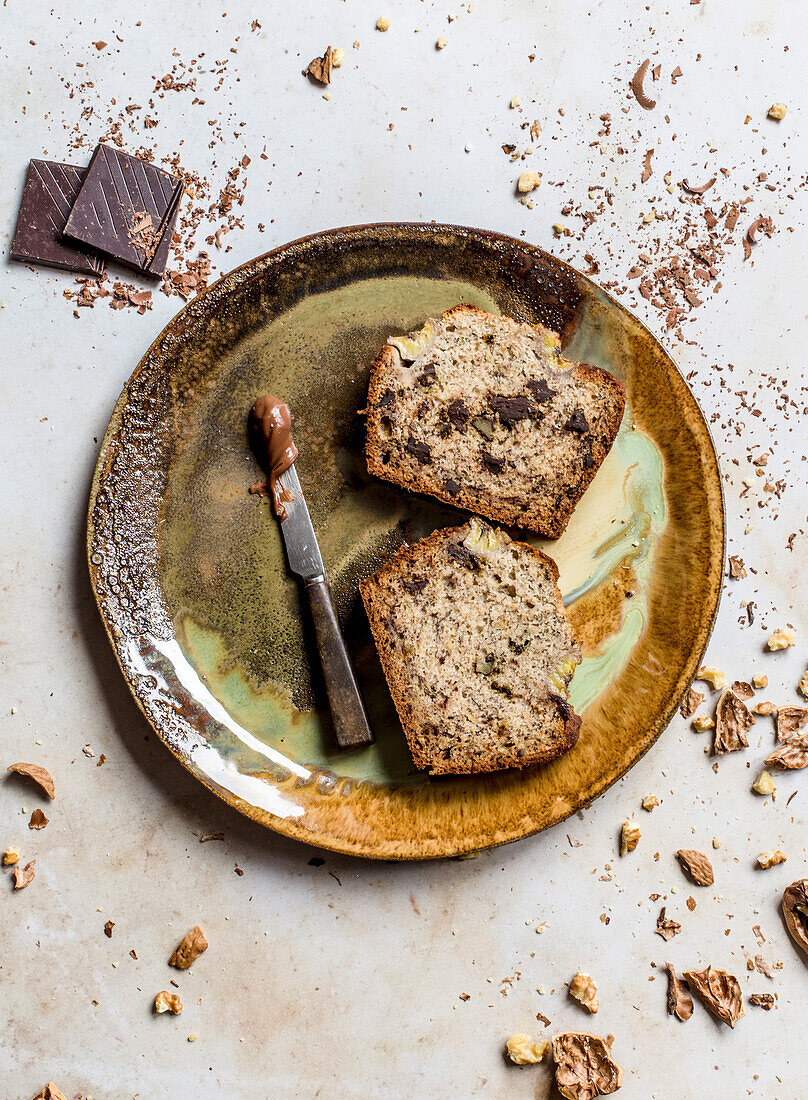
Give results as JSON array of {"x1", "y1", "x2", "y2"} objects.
[
  {"x1": 331, "y1": 47, "x2": 346, "y2": 67},
  {"x1": 304, "y1": 46, "x2": 334, "y2": 85},
  {"x1": 655, "y1": 907, "x2": 681, "y2": 941},
  {"x1": 798, "y1": 669, "x2": 808, "y2": 699},
  {"x1": 154, "y1": 990, "x2": 183, "y2": 1015},
  {"x1": 505, "y1": 1033, "x2": 548, "y2": 1064},
  {"x1": 517, "y1": 171, "x2": 541, "y2": 193},
  {"x1": 620, "y1": 820, "x2": 640, "y2": 856},
  {"x1": 767, "y1": 627, "x2": 796, "y2": 651},
  {"x1": 752, "y1": 673, "x2": 768, "y2": 689},
  {"x1": 749, "y1": 993, "x2": 775, "y2": 1010},
  {"x1": 169, "y1": 925, "x2": 208, "y2": 969},
  {"x1": 509, "y1": 95, "x2": 521, "y2": 109},
  {"x1": 767, "y1": 102, "x2": 787, "y2": 120},
  {"x1": 376, "y1": 15, "x2": 390, "y2": 31},
  {"x1": 641, "y1": 794, "x2": 659, "y2": 811},
  {"x1": 2, "y1": 845, "x2": 20, "y2": 865},
  {"x1": 753, "y1": 700, "x2": 777, "y2": 716},
  {"x1": 696, "y1": 666, "x2": 726, "y2": 690},
  {"x1": 551, "y1": 1032, "x2": 623, "y2": 1099},
  {"x1": 752, "y1": 770, "x2": 775, "y2": 796},
  {"x1": 757, "y1": 850, "x2": 786, "y2": 869},
  {"x1": 568, "y1": 972, "x2": 599, "y2": 1013},
  {"x1": 691, "y1": 715, "x2": 715, "y2": 732},
  {"x1": 436, "y1": 36, "x2": 448, "y2": 49}
]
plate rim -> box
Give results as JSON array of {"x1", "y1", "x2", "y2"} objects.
[{"x1": 87, "y1": 220, "x2": 726, "y2": 860}]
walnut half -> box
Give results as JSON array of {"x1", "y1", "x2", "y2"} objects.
[
  {"x1": 676, "y1": 849, "x2": 714, "y2": 887},
  {"x1": 550, "y1": 1032, "x2": 623, "y2": 1100},
  {"x1": 782, "y1": 879, "x2": 808, "y2": 960},
  {"x1": 713, "y1": 688, "x2": 755, "y2": 754}
]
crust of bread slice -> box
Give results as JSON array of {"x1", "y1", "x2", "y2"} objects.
[{"x1": 365, "y1": 304, "x2": 626, "y2": 538}]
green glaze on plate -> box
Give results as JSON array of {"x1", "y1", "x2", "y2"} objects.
[{"x1": 88, "y1": 223, "x2": 724, "y2": 859}]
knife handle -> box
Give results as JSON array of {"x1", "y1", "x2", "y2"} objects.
[{"x1": 304, "y1": 577, "x2": 375, "y2": 750}]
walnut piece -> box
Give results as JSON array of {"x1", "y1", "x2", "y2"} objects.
[
  {"x1": 655, "y1": 907, "x2": 681, "y2": 941},
  {"x1": 679, "y1": 687, "x2": 705, "y2": 717},
  {"x1": 752, "y1": 673, "x2": 768, "y2": 689},
  {"x1": 799, "y1": 669, "x2": 808, "y2": 699},
  {"x1": 782, "y1": 879, "x2": 808, "y2": 959},
  {"x1": 676, "y1": 849, "x2": 714, "y2": 886},
  {"x1": 305, "y1": 46, "x2": 334, "y2": 85},
  {"x1": 31, "y1": 1085, "x2": 69, "y2": 1100},
  {"x1": 749, "y1": 993, "x2": 775, "y2": 1010},
  {"x1": 751, "y1": 770, "x2": 775, "y2": 796},
  {"x1": 620, "y1": 820, "x2": 640, "y2": 856},
  {"x1": 691, "y1": 715, "x2": 715, "y2": 732},
  {"x1": 713, "y1": 688, "x2": 755, "y2": 754},
  {"x1": 683, "y1": 965, "x2": 745, "y2": 1027},
  {"x1": 665, "y1": 962, "x2": 693, "y2": 1021},
  {"x1": 757, "y1": 850, "x2": 786, "y2": 869},
  {"x1": 6, "y1": 762, "x2": 55, "y2": 799},
  {"x1": 436, "y1": 36, "x2": 448, "y2": 49},
  {"x1": 767, "y1": 626, "x2": 796, "y2": 650},
  {"x1": 517, "y1": 171, "x2": 541, "y2": 193},
  {"x1": 154, "y1": 990, "x2": 183, "y2": 1015},
  {"x1": 12, "y1": 859, "x2": 36, "y2": 889},
  {"x1": 2, "y1": 845, "x2": 20, "y2": 865},
  {"x1": 569, "y1": 972, "x2": 599, "y2": 1013},
  {"x1": 776, "y1": 705, "x2": 808, "y2": 741},
  {"x1": 169, "y1": 925, "x2": 208, "y2": 969},
  {"x1": 505, "y1": 1033, "x2": 548, "y2": 1064},
  {"x1": 376, "y1": 14, "x2": 390, "y2": 31},
  {"x1": 753, "y1": 700, "x2": 776, "y2": 716},
  {"x1": 731, "y1": 680, "x2": 754, "y2": 700},
  {"x1": 28, "y1": 808, "x2": 48, "y2": 830},
  {"x1": 696, "y1": 666, "x2": 726, "y2": 690},
  {"x1": 331, "y1": 47, "x2": 346, "y2": 67},
  {"x1": 765, "y1": 730, "x2": 808, "y2": 771},
  {"x1": 641, "y1": 794, "x2": 659, "y2": 811},
  {"x1": 767, "y1": 102, "x2": 787, "y2": 120},
  {"x1": 550, "y1": 1032, "x2": 623, "y2": 1100},
  {"x1": 728, "y1": 555, "x2": 747, "y2": 578}
]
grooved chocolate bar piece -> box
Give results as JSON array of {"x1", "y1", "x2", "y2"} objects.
[
  {"x1": 11, "y1": 159, "x2": 105, "y2": 276},
  {"x1": 63, "y1": 143, "x2": 183, "y2": 278}
]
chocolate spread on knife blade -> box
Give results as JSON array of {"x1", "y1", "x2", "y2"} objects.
[{"x1": 248, "y1": 395, "x2": 298, "y2": 521}]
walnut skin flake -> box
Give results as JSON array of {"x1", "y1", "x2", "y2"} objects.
[
  {"x1": 731, "y1": 680, "x2": 754, "y2": 700},
  {"x1": 505, "y1": 1033, "x2": 548, "y2": 1064},
  {"x1": 6, "y1": 762, "x2": 55, "y2": 799},
  {"x1": 782, "y1": 879, "x2": 808, "y2": 959},
  {"x1": 569, "y1": 972, "x2": 599, "y2": 1013},
  {"x1": 31, "y1": 1085, "x2": 69, "y2": 1100},
  {"x1": 765, "y1": 730, "x2": 808, "y2": 770},
  {"x1": 655, "y1": 907, "x2": 681, "y2": 941},
  {"x1": 305, "y1": 45, "x2": 334, "y2": 85},
  {"x1": 775, "y1": 706, "x2": 808, "y2": 741},
  {"x1": 28, "y1": 809, "x2": 48, "y2": 829},
  {"x1": 679, "y1": 687, "x2": 704, "y2": 717},
  {"x1": 665, "y1": 962, "x2": 693, "y2": 1021},
  {"x1": 630, "y1": 59, "x2": 656, "y2": 110},
  {"x1": 169, "y1": 925, "x2": 208, "y2": 969},
  {"x1": 154, "y1": 990, "x2": 183, "y2": 1015},
  {"x1": 683, "y1": 965, "x2": 745, "y2": 1027},
  {"x1": 728, "y1": 555, "x2": 747, "y2": 578},
  {"x1": 551, "y1": 1032, "x2": 623, "y2": 1100},
  {"x1": 12, "y1": 859, "x2": 36, "y2": 889},
  {"x1": 713, "y1": 688, "x2": 755, "y2": 754},
  {"x1": 676, "y1": 849, "x2": 714, "y2": 886}
]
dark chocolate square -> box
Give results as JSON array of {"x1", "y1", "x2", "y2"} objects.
[
  {"x1": 63, "y1": 143, "x2": 183, "y2": 278},
  {"x1": 10, "y1": 159, "x2": 105, "y2": 277}
]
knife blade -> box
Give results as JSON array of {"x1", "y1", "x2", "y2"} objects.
[{"x1": 275, "y1": 463, "x2": 375, "y2": 751}]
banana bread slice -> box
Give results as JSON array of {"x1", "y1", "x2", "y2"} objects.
[
  {"x1": 360, "y1": 518, "x2": 582, "y2": 775},
  {"x1": 365, "y1": 304, "x2": 626, "y2": 538}
]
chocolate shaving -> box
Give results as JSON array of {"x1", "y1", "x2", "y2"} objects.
[
  {"x1": 7, "y1": 762, "x2": 55, "y2": 799},
  {"x1": 681, "y1": 177, "x2": 716, "y2": 195},
  {"x1": 630, "y1": 59, "x2": 656, "y2": 110},
  {"x1": 446, "y1": 543, "x2": 480, "y2": 571},
  {"x1": 683, "y1": 965, "x2": 745, "y2": 1027},
  {"x1": 405, "y1": 437, "x2": 432, "y2": 465},
  {"x1": 641, "y1": 149, "x2": 653, "y2": 183},
  {"x1": 665, "y1": 962, "x2": 693, "y2": 1021},
  {"x1": 747, "y1": 216, "x2": 775, "y2": 244},
  {"x1": 481, "y1": 451, "x2": 505, "y2": 474},
  {"x1": 713, "y1": 688, "x2": 755, "y2": 754},
  {"x1": 676, "y1": 849, "x2": 714, "y2": 886}
]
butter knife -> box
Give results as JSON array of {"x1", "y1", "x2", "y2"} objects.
[{"x1": 275, "y1": 463, "x2": 375, "y2": 751}]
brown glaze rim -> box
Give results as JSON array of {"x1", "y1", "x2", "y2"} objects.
[{"x1": 87, "y1": 221, "x2": 725, "y2": 860}]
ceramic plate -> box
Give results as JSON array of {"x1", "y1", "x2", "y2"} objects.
[{"x1": 88, "y1": 223, "x2": 724, "y2": 859}]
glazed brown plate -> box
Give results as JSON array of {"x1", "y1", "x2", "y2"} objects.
[{"x1": 87, "y1": 223, "x2": 724, "y2": 859}]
